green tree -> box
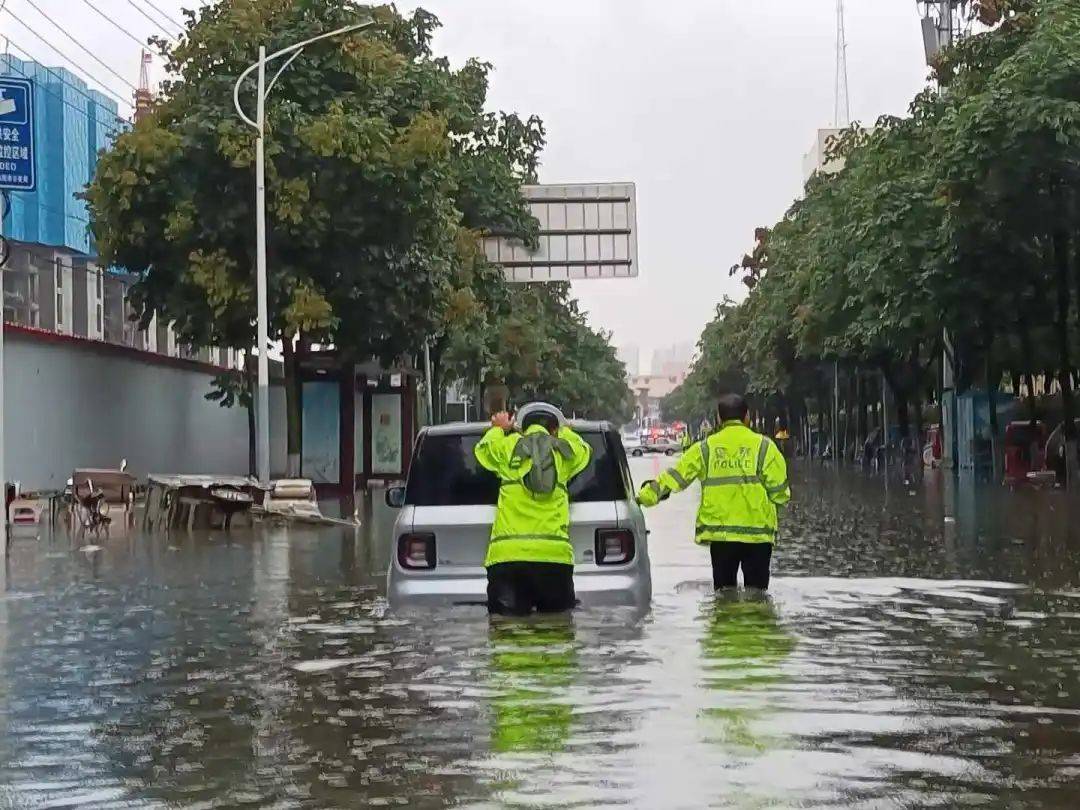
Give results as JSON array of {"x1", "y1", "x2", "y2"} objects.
[
  {"x1": 85, "y1": 1, "x2": 540, "y2": 474},
  {"x1": 479, "y1": 283, "x2": 633, "y2": 423},
  {"x1": 680, "y1": 0, "x2": 1080, "y2": 464},
  {"x1": 426, "y1": 109, "x2": 547, "y2": 422}
]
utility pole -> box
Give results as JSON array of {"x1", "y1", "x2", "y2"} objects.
[
  {"x1": 834, "y1": 0, "x2": 851, "y2": 127},
  {"x1": 233, "y1": 19, "x2": 376, "y2": 488},
  {"x1": 918, "y1": 1, "x2": 967, "y2": 468}
]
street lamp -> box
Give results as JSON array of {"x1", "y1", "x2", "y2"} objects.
[{"x1": 232, "y1": 19, "x2": 376, "y2": 487}]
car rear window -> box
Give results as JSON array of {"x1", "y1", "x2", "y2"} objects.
[{"x1": 405, "y1": 431, "x2": 625, "y2": 506}]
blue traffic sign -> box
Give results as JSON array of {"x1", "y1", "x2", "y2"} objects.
[{"x1": 0, "y1": 77, "x2": 35, "y2": 192}]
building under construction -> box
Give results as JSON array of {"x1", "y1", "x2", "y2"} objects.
[{"x1": 0, "y1": 55, "x2": 250, "y2": 491}]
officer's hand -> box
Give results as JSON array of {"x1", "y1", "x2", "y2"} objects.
[
  {"x1": 491, "y1": 411, "x2": 514, "y2": 431},
  {"x1": 638, "y1": 480, "x2": 670, "y2": 506}
]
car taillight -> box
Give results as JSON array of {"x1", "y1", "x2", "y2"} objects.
[
  {"x1": 595, "y1": 529, "x2": 634, "y2": 565},
  {"x1": 398, "y1": 533, "x2": 436, "y2": 570}
]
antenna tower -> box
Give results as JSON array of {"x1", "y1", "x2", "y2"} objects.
[
  {"x1": 918, "y1": 1, "x2": 973, "y2": 65},
  {"x1": 134, "y1": 49, "x2": 153, "y2": 122},
  {"x1": 834, "y1": 0, "x2": 851, "y2": 127}
]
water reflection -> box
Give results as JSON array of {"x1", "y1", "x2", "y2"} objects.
[
  {"x1": 698, "y1": 593, "x2": 793, "y2": 753},
  {"x1": 488, "y1": 617, "x2": 577, "y2": 754}
]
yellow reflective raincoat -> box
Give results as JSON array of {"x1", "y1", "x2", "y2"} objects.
[
  {"x1": 475, "y1": 423, "x2": 592, "y2": 567},
  {"x1": 637, "y1": 420, "x2": 790, "y2": 544}
]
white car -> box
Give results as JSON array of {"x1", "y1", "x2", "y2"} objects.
[
  {"x1": 644, "y1": 438, "x2": 681, "y2": 456},
  {"x1": 386, "y1": 404, "x2": 652, "y2": 608},
  {"x1": 622, "y1": 432, "x2": 645, "y2": 457}
]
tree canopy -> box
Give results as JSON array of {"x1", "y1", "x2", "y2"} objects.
[
  {"x1": 85, "y1": 0, "x2": 632, "y2": 460},
  {"x1": 666, "y1": 0, "x2": 1080, "y2": 452}
]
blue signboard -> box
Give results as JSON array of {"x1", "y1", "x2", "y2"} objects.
[{"x1": 0, "y1": 77, "x2": 35, "y2": 192}]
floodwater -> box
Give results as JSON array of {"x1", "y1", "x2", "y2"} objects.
[{"x1": 3, "y1": 461, "x2": 1080, "y2": 808}]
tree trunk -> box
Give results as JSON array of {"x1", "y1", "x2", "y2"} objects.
[
  {"x1": 1053, "y1": 213, "x2": 1076, "y2": 447},
  {"x1": 846, "y1": 369, "x2": 858, "y2": 462},
  {"x1": 838, "y1": 373, "x2": 846, "y2": 460},
  {"x1": 1025, "y1": 371, "x2": 1038, "y2": 422},
  {"x1": 869, "y1": 374, "x2": 879, "y2": 436},
  {"x1": 985, "y1": 345, "x2": 1001, "y2": 478},
  {"x1": 856, "y1": 370, "x2": 868, "y2": 451},
  {"x1": 247, "y1": 384, "x2": 257, "y2": 477},
  {"x1": 819, "y1": 382, "x2": 829, "y2": 460},
  {"x1": 283, "y1": 336, "x2": 301, "y2": 478},
  {"x1": 909, "y1": 350, "x2": 924, "y2": 446},
  {"x1": 242, "y1": 354, "x2": 257, "y2": 477},
  {"x1": 986, "y1": 345, "x2": 1000, "y2": 442},
  {"x1": 948, "y1": 349, "x2": 961, "y2": 467},
  {"x1": 896, "y1": 396, "x2": 910, "y2": 444},
  {"x1": 428, "y1": 340, "x2": 443, "y2": 425},
  {"x1": 912, "y1": 387, "x2": 924, "y2": 457}
]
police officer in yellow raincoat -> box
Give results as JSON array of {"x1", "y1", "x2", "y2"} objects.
[
  {"x1": 637, "y1": 394, "x2": 791, "y2": 590},
  {"x1": 475, "y1": 407, "x2": 592, "y2": 615}
]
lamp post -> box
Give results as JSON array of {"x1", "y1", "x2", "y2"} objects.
[{"x1": 232, "y1": 20, "x2": 376, "y2": 487}]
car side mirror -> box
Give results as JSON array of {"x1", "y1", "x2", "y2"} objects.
[{"x1": 385, "y1": 486, "x2": 406, "y2": 509}]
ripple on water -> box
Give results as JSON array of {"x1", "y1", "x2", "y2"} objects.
[{"x1": 3, "y1": 469, "x2": 1080, "y2": 807}]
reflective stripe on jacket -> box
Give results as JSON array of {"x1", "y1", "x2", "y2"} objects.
[
  {"x1": 637, "y1": 420, "x2": 790, "y2": 544},
  {"x1": 474, "y1": 423, "x2": 593, "y2": 567}
]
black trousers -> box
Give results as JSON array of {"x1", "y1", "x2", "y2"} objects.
[
  {"x1": 487, "y1": 562, "x2": 576, "y2": 615},
  {"x1": 709, "y1": 542, "x2": 774, "y2": 591}
]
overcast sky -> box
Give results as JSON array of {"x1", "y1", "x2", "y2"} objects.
[{"x1": 1, "y1": 0, "x2": 930, "y2": 372}]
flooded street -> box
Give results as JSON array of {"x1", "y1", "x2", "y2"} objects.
[{"x1": 4, "y1": 460, "x2": 1080, "y2": 808}]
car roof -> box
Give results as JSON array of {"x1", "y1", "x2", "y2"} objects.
[{"x1": 423, "y1": 419, "x2": 611, "y2": 437}]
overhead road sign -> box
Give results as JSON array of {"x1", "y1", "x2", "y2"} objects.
[
  {"x1": 0, "y1": 77, "x2": 35, "y2": 192},
  {"x1": 484, "y1": 182, "x2": 639, "y2": 283}
]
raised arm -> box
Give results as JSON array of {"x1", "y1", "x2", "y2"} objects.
[
  {"x1": 474, "y1": 412, "x2": 519, "y2": 480},
  {"x1": 558, "y1": 425, "x2": 593, "y2": 480},
  {"x1": 636, "y1": 440, "x2": 706, "y2": 507}
]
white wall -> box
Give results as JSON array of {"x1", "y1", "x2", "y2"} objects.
[
  {"x1": 5, "y1": 330, "x2": 286, "y2": 490},
  {"x1": 802, "y1": 128, "x2": 846, "y2": 183}
]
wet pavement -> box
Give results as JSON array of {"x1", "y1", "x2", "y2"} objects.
[{"x1": 3, "y1": 459, "x2": 1080, "y2": 807}]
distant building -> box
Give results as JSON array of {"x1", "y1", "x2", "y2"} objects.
[
  {"x1": 802, "y1": 128, "x2": 847, "y2": 183},
  {"x1": 616, "y1": 344, "x2": 640, "y2": 378},
  {"x1": 630, "y1": 369, "x2": 689, "y2": 425},
  {"x1": 0, "y1": 57, "x2": 116, "y2": 254},
  {"x1": 652, "y1": 341, "x2": 694, "y2": 379},
  {"x1": 0, "y1": 55, "x2": 236, "y2": 367}
]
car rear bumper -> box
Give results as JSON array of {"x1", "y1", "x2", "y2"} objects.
[{"x1": 388, "y1": 567, "x2": 651, "y2": 609}]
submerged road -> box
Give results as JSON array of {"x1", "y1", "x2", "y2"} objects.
[{"x1": 2, "y1": 460, "x2": 1080, "y2": 807}]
